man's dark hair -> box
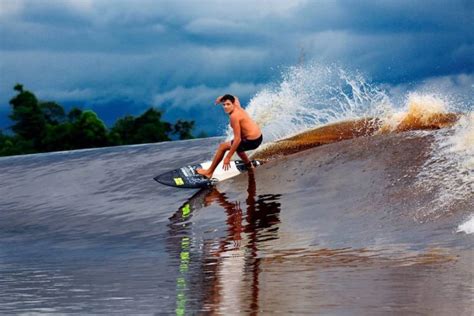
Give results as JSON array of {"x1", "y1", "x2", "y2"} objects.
[{"x1": 220, "y1": 94, "x2": 235, "y2": 103}]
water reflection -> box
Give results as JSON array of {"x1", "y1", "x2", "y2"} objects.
[{"x1": 167, "y1": 170, "x2": 281, "y2": 315}]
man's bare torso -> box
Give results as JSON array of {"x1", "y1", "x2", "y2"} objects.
[{"x1": 230, "y1": 108, "x2": 261, "y2": 140}]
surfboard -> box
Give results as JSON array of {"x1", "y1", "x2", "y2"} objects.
[{"x1": 154, "y1": 160, "x2": 261, "y2": 188}]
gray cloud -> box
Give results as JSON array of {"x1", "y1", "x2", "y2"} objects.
[
  {"x1": 155, "y1": 81, "x2": 266, "y2": 135},
  {"x1": 153, "y1": 81, "x2": 265, "y2": 110},
  {"x1": 0, "y1": 0, "x2": 472, "y2": 134}
]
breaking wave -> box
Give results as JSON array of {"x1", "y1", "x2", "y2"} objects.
[
  {"x1": 241, "y1": 64, "x2": 391, "y2": 142},
  {"x1": 229, "y1": 63, "x2": 466, "y2": 143},
  {"x1": 231, "y1": 62, "x2": 472, "y2": 231}
]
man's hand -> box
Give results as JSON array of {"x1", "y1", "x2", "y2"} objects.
[
  {"x1": 215, "y1": 95, "x2": 240, "y2": 107},
  {"x1": 223, "y1": 156, "x2": 231, "y2": 170},
  {"x1": 215, "y1": 96, "x2": 223, "y2": 104}
]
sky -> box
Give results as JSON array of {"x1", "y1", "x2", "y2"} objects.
[{"x1": 0, "y1": 0, "x2": 472, "y2": 135}]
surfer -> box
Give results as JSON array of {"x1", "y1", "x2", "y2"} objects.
[{"x1": 197, "y1": 94, "x2": 262, "y2": 179}]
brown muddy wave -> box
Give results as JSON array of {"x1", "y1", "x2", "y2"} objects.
[{"x1": 252, "y1": 113, "x2": 459, "y2": 161}]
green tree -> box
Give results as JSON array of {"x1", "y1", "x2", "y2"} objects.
[
  {"x1": 8, "y1": 84, "x2": 46, "y2": 150},
  {"x1": 40, "y1": 101, "x2": 66, "y2": 125},
  {"x1": 133, "y1": 108, "x2": 172, "y2": 143},
  {"x1": 68, "y1": 107, "x2": 83, "y2": 123},
  {"x1": 0, "y1": 130, "x2": 9, "y2": 155},
  {"x1": 42, "y1": 123, "x2": 74, "y2": 151},
  {"x1": 70, "y1": 110, "x2": 108, "y2": 149},
  {"x1": 108, "y1": 115, "x2": 135, "y2": 145},
  {"x1": 110, "y1": 108, "x2": 172, "y2": 145},
  {"x1": 0, "y1": 130, "x2": 34, "y2": 156},
  {"x1": 1, "y1": 84, "x2": 202, "y2": 157},
  {"x1": 173, "y1": 119, "x2": 195, "y2": 140}
]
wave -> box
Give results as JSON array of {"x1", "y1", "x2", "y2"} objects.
[
  {"x1": 229, "y1": 63, "x2": 468, "y2": 141},
  {"x1": 251, "y1": 112, "x2": 458, "y2": 161},
  {"x1": 228, "y1": 62, "x2": 473, "y2": 232},
  {"x1": 237, "y1": 64, "x2": 391, "y2": 142}
]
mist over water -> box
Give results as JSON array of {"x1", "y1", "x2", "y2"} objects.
[{"x1": 1, "y1": 63, "x2": 473, "y2": 314}]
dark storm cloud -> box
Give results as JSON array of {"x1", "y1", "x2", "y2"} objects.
[
  {"x1": 294, "y1": 0, "x2": 472, "y2": 34},
  {"x1": 0, "y1": 0, "x2": 472, "y2": 134},
  {"x1": 292, "y1": 0, "x2": 473, "y2": 82}
]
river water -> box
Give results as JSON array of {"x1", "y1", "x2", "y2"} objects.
[
  {"x1": 0, "y1": 127, "x2": 472, "y2": 314},
  {"x1": 1, "y1": 63, "x2": 473, "y2": 314}
]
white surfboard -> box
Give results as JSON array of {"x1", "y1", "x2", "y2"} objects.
[{"x1": 154, "y1": 160, "x2": 262, "y2": 189}]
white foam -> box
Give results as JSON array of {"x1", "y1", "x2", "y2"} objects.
[
  {"x1": 457, "y1": 215, "x2": 474, "y2": 234},
  {"x1": 445, "y1": 112, "x2": 474, "y2": 168},
  {"x1": 227, "y1": 63, "x2": 392, "y2": 142},
  {"x1": 381, "y1": 92, "x2": 450, "y2": 131},
  {"x1": 416, "y1": 112, "x2": 474, "y2": 218}
]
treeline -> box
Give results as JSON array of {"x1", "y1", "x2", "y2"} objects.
[{"x1": 0, "y1": 84, "x2": 199, "y2": 157}]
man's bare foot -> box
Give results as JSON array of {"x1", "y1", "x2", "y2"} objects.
[{"x1": 196, "y1": 168, "x2": 212, "y2": 179}]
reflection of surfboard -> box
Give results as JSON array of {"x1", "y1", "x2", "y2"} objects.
[{"x1": 154, "y1": 160, "x2": 261, "y2": 189}]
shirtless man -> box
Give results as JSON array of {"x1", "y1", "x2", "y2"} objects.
[{"x1": 196, "y1": 94, "x2": 262, "y2": 179}]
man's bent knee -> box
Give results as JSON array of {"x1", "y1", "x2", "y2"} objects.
[{"x1": 218, "y1": 142, "x2": 231, "y2": 151}]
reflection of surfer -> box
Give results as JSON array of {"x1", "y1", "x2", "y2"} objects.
[
  {"x1": 197, "y1": 94, "x2": 263, "y2": 179},
  {"x1": 202, "y1": 170, "x2": 282, "y2": 313},
  {"x1": 168, "y1": 169, "x2": 281, "y2": 314}
]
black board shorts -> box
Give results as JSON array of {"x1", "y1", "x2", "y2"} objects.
[{"x1": 231, "y1": 134, "x2": 263, "y2": 153}]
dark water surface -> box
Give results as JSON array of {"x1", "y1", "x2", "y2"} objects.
[{"x1": 1, "y1": 134, "x2": 473, "y2": 315}]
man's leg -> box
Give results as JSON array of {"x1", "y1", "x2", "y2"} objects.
[
  {"x1": 197, "y1": 141, "x2": 231, "y2": 178},
  {"x1": 237, "y1": 151, "x2": 251, "y2": 165}
]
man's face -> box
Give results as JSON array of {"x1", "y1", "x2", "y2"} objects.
[{"x1": 222, "y1": 100, "x2": 234, "y2": 114}]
